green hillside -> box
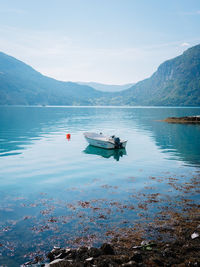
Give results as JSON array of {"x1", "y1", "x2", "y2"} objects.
[
  {"x1": 121, "y1": 44, "x2": 200, "y2": 106},
  {"x1": 0, "y1": 52, "x2": 103, "y2": 105}
]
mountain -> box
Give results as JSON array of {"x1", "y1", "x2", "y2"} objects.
[
  {"x1": 77, "y1": 82, "x2": 135, "y2": 92},
  {"x1": 0, "y1": 52, "x2": 103, "y2": 105},
  {"x1": 0, "y1": 44, "x2": 200, "y2": 106},
  {"x1": 120, "y1": 44, "x2": 200, "y2": 106}
]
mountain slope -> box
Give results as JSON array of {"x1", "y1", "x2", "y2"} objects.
[
  {"x1": 121, "y1": 44, "x2": 200, "y2": 106},
  {"x1": 0, "y1": 52, "x2": 103, "y2": 105},
  {"x1": 0, "y1": 44, "x2": 200, "y2": 106}
]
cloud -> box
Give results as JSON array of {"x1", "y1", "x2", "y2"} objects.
[{"x1": 180, "y1": 42, "x2": 190, "y2": 47}]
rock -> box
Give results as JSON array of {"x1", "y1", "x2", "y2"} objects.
[
  {"x1": 72, "y1": 263, "x2": 84, "y2": 267},
  {"x1": 85, "y1": 257, "x2": 94, "y2": 262},
  {"x1": 162, "y1": 247, "x2": 175, "y2": 258},
  {"x1": 191, "y1": 232, "x2": 199, "y2": 239},
  {"x1": 122, "y1": 261, "x2": 137, "y2": 267},
  {"x1": 88, "y1": 247, "x2": 102, "y2": 257},
  {"x1": 47, "y1": 248, "x2": 71, "y2": 262},
  {"x1": 47, "y1": 252, "x2": 55, "y2": 262},
  {"x1": 163, "y1": 116, "x2": 200, "y2": 124},
  {"x1": 76, "y1": 246, "x2": 89, "y2": 261},
  {"x1": 48, "y1": 258, "x2": 71, "y2": 267},
  {"x1": 77, "y1": 246, "x2": 88, "y2": 254},
  {"x1": 94, "y1": 256, "x2": 118, "y2": 266},
  {"x1": 64, "y1": 249, "x2": 77, "y2": 260},
  {"x1": 130, "y1": 252, "x2": 142, "y2": 263},
  {"x1": 153, "y1": 258, "x2": 164, "y2": 266},
  {"x1": 140, "y1": 240, "x2": 156, "y2": 250},
  {"x1": 132, "y1": 245, "x2": 142, "y2": 249},
  {"x1": 141, "y1": 240, "x2": 150, "y2": 246},
  {"x1": 112, "y1": 255, "x2": 130, "y2": 264},
  {"x1": 100, "y1": 243, "x2": 115, "y2": 255},
  {"x1": 23, "y1": 261, "x2": 34, "y2": 266}
]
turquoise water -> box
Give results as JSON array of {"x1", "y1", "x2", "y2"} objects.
[{"x1": 0, "y1": 106, "x2": 200, "y2": 265}]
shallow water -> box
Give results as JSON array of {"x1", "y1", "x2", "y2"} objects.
[{"x1": 0, "y1": 106, "x2": 200, "y2": 265}]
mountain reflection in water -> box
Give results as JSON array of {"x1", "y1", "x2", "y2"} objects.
[{"x1": 83, "y1": 145, "x2": 127, "y2": 161}]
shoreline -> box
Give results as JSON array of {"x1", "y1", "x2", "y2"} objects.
[
  {"x1": 22, "y1": 174, "x2": 200, "y2": 266},
  {"x1": 34, "y1": 208, "x2": 200, "y2": 266}
]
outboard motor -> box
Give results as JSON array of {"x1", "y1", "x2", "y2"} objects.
[{"x1": 114, "y1": 137, "x2": 122, "y2": 149}]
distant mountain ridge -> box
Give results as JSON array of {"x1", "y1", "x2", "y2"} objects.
[
  {"x1": 77, "y1": 82, "x2": 135, "y2": 92},
  {"x1": 0, "y1": 44, "x2": 200, "y2": 106}
]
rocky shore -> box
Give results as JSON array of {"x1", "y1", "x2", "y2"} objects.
[
  {"x1": 163, "y1": 116, "x2": 200, "y2": 124},
  {"x1": 23, "y1": 210, "x2": 200, "y2": 267},
  {"x1": 21, "y1": 171, "x2": 200, "y2": 267},
  {"x1": 44, "y1": 222, "x2": 200, "y2": 267},
  {"x1": 44, "y1": 235, "x2": 200, "y2": 266}
]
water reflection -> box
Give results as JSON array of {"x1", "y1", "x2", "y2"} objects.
[
  {"x1": 0, "y1": 106, "x2": 200, "y2": 266},
  {"x1": 153, "y1": 122, "x2": 200, "y2": 166},
  {"x1": 83, "y1": 145, "x2": 127, "y2": 161},
  {"x1": 120, "y1": 107, "x2": 200, "y2": 166},
  {"x1": 0, "y1": 106, "x2": 97, "y2": 156},
  {"x1": 0, "y1": 106, "x2": 200, "y2": 166}
]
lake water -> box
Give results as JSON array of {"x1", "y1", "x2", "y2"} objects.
[{"x1": 0, "y1": 106, "x2": 200, "y2": 265}]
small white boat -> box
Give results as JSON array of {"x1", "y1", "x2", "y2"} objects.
[{"x1": 83, "y1": 132, "x2": 127, "y2": 149}]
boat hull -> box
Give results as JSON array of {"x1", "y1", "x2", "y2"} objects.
[{"x1": 84, "y1": 133, "x2": 127, "y2": 149}]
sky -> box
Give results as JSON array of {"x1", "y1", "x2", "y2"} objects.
[{"x1": 0, "y1": 0, "x2": 200, "y2": 84}]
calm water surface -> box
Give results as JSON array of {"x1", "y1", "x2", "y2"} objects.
[{"x1": 0, "y1": 106, "x2": 200, "y2": 265}]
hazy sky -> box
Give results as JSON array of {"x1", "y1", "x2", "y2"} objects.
[{"x1": 0, "y1": 0, "x2": 200, "y2": 84}]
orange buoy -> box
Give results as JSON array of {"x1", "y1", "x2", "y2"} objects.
[{"x1": 66, "y1": 133, "x2": 71, "y2": 140}]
